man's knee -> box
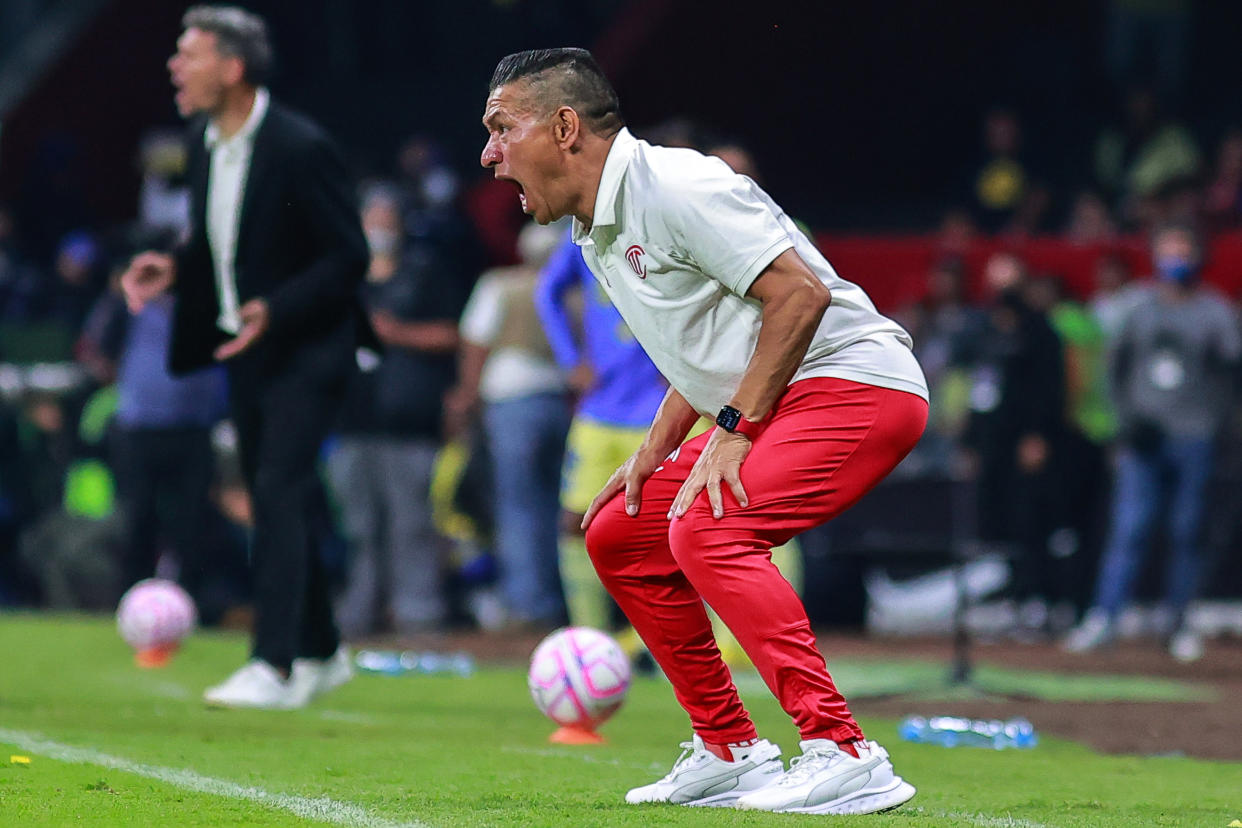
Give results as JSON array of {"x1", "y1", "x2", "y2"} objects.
[
  {"x1": 583, "y1": 501, "x2": 628, "y2": 577},
  {"x1": 667, "y1": 509, "x2": 720, "y2": 579}
]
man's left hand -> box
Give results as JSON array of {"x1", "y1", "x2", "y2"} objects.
[
  {"x1": 669, "y1": 428, "x2": 751, "y2": 520},
  {"x1": 214, "y1": 298, "x2": 271, "y2": 361}
]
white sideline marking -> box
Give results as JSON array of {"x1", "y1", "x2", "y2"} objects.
[{"x1": 0, "y1": 728, "x2": 427, "y2": 828}]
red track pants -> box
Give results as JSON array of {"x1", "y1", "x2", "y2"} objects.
[{"x1": 585, "y1": 377, "x2": 928, "y2": 744}]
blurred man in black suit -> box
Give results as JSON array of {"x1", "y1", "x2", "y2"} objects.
[{"x1": 122, "y1": 6, "x2": 368, "y2": 708}]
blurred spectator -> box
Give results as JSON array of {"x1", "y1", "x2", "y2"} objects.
[
  {"x1": 1064, "y1": 191, "x2": 1119, "y2": 245},
  {"x1": 327, "y1": 184, "x2": 474, "y2": 637},
  {"x1": 706, "y1": 141, "x2": 760, "y2": 182},
  {"x1": 1027, "y1": 273, "x2": 1114, "y2": 621},
  {"x1": 1067, "y1": 223, "x2": 1241, "y2": 662},
  {"x1": 1202, "y1": 127, "x2": 1242, "y2": 232},
  {"x1": 961, "y1": 252, "x2": 1067, "y2": 638},
  {"x1": 966, "y1": 108, "x2": 1050, "y2": 235},
  {"x1": 12, "y1": 387, "x2": 125, "y2": 611},
  {"x1": 935, "y1": 208, "x2": 978, "y2": 260},
  {"x1": 896, "y1": 258, "x2": 985, "y2": 475},
  {"x1": 1089, "y1": 253, "x2": 1147, "y2": 341},
  {"x1": 137, "y1": 129, "x2": 191, "y2": 236},
  {"x1": 535, "y1": 228, "x2": 665, "y2": 648},
  {"x1": 1095, "y1": 87, "x2": 1201, "y2": 227},
  {"x1": 77, "y1": 257, "x2": 228, "y2": 610},
  {"x1": 639, "y1": 117, "x2": 701, "y2": 149},
  {"x1": 397, "y1": 135, "x2": 460, "y2": 213},
  {"x1": 450, "y1": 220, "x2": 570, "y2": 629},
  {"x1": 0, "y1": 230, "x2": 103, "y2": 340}
]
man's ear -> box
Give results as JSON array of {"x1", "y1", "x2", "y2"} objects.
[
  {"x1": 222, "y1": 55, "x2": 246, "y2": 87},
  {"x1": 553, "y1": 106, "x2": 581, "y2": 150}
]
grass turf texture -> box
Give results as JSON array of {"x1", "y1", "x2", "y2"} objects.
[{"x1": 0, "y1": 614, "x2": 1237, "y2": 827}]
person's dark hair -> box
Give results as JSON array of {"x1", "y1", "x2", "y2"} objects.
[
  {"x1": 183, "y1": 5, "x2": 273, "y2": 86},
  {"x1": 489, "y1": 48, "x2": 624, "y2": 138}
]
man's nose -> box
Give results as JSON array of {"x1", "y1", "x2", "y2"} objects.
[{"x1": 481, "y1": 138, "x2": 500, "y2": 168}]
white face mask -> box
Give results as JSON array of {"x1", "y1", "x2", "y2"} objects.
[{"x1": 365, "y1": 228, "x2": 399, "y2": 257}]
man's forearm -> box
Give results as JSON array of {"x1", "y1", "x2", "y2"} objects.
[
  {"x1": 729, "y1": 282, "x2": 830, "y2": 421},
  {"x1": 638, "y1": 386, "x2": 701, "y2": 460}
]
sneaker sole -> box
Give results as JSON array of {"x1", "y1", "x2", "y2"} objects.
[
  {"x1": 626, "y1": 756, "x2": 784, "y2": 808},
  {"x1": 780, "y1": 777, "x2": 917, "y2": 815}
]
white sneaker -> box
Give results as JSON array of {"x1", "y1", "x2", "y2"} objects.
[
  {"x1": 203, "y1": 660, "x2": 305, "y2": 710},
  {"x1": 1168, "y1": 629, "x2": 1204, "y2": 663},
  {"x1": 735, "y1": 739, "x2": 916, "y2": 815},
  {"x1": 1064, "y1": 608, "x2": 1114, "y2": 653},
  {"x1": 625, "y1": 735, "x2": 783, "y2": 807},
  {"x1": 290, "y1": 646, "x2": 355, "y2": 703}
]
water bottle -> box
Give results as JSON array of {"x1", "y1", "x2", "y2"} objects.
[
  {"x1": 898, "y1": 715, "x2": 1037, "y2": 749},
  {"x1": 402, "y1": 650, "x2": 476, "y2": 677},
  {"x1": 354, "y1": 649, "x2": 475, "y2": 678},
  {"x1": 354, "y1": 649, "x2": 407, "y2": 676}
]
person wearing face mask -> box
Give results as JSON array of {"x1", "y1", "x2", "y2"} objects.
[
  {"x1": 326, "y1": 184, "x2": 476, "y2": 639},
  {"x1": 1066, "y1": 223, "x2": 1241, "y2": 662}
]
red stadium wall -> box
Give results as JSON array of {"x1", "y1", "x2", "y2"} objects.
[{"x1": 814, "y1": 231, "x2": 1242, "y2": 312}]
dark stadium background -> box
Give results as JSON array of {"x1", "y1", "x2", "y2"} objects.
[{"x1": 3, "y1": 0, "x2": 1241, "y2": 231}]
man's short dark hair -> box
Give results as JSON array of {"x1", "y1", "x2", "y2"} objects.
[
  {"x1": 183, "y1": 5, "x2": 273, "y2": 86},
  {"x1": 489, "y1": 48, "x2": 624, "y2": 138}
]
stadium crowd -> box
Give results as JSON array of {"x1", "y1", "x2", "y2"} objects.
[{"x1": 1, "y1": 77, "x2": 1241, "y2": 663}]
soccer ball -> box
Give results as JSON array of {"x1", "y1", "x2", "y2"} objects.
[
  {"x1": 116, "y1": 579, "x2": 196, "y2": 666},
  {"x1": 528, "y1": 627, "x2": 631, "y2": 730}
]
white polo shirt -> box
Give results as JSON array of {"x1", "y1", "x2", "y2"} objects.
[
  {"x1": 571, "y1": 128, "x2": 927, "y2": 417},
  {"x1": 204, "y1": 87, "x2": 269, "y2": 334}
]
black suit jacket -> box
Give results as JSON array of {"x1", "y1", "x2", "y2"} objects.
[{"x1": 170, "y1": 100, "x2": 370, "y2": 381}]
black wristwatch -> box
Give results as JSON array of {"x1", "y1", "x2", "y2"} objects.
[{"x1": 716, "y1": 405, "x2": 762, "y2": 440}]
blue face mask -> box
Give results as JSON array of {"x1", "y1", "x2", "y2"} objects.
[{"x1": 1156, "y1": 256, "x2": 1198, "y2": 285}]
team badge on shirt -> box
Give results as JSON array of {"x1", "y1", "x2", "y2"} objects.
[{"x1": 625, "y1": 244, "x2": 647, "y2": 278}]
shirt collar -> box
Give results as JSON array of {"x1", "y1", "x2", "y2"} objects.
[
  {"x1": 572, "y1": 127, "x2": 637, "y2": 243},
  {"x1": 204, "y1": 87, "x2": 270, "y2": 150}
]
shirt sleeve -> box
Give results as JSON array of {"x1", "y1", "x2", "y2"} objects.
[
  {"x1": 661, "y1": 161, "x2": 793, "y2": 296},
  {"x1": 534, "y1": 235, "x2": 584, "y2": 370},
  {"x1": 459, "y1": 273, "x2": 504, "y2": 346}
]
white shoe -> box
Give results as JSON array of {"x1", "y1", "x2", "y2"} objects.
[
  {"x1": 625, "y1": 735, "x2": 783, "y2": 807},
  {"x1": 1168, "y1": 629, "x2": 1204, "y2": 663},
  {"x1": 736, "y1": 739, "x2": 916, "y2": 815},
  {"x1": 203, "y1": 660, "x2": 305, "y2": 710},
  {"x1": 290, "y1": 646, "x2": 355, "y2": 703},
  {"x1": 1063, "y1": 608, "x2": 1114, "y2": 653}
]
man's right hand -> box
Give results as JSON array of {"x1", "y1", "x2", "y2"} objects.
[
  {"x1": 120, "y1": 251, "x2": 175, "y2": 313},
  {"x1": 580, "y1": 448, "x2": 663, "y2": 531}
]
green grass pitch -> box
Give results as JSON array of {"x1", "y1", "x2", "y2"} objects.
[{"x1": 0, "y1": 614, "x2": 1237, "y2": 826}]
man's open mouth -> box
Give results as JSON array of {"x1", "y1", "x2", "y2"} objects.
[{"x1": 500, "y1": 176, "x2": 528, "y2": 212}]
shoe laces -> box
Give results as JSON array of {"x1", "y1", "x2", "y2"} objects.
[
  {"x1": 780, "y1": 744, "x2": 848, "y2": 786},
  {"x1": 660, "y1": 741, "x2": 712, "y2": 782}
]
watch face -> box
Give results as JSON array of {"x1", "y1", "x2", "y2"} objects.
[{"x1": 716, "y1": 406, "x2": 741, "y2": 430}]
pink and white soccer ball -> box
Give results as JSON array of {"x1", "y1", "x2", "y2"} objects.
[
  {"x1": 528, "y1": 627, "x2": 631, "y2": 728},
  {"x1": 116, "y1": 578, "x2": 197, "y2": 651}
]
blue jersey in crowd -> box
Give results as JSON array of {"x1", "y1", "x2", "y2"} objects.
[
  {"x1": 116, "y1": 297, "x2": 227, "y2": 429},
  {"x1": 534, "y1": 234, "x2": 666, "y2": 428}
]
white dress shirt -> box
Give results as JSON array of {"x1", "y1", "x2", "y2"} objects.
[
  {"x1": 572, "y1": 128, "x2": 926, "y2": 417},
  {"x1": 204, "y1": 87, "x2": 270, "y2": 334}
]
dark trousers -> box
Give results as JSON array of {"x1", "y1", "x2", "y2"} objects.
[
  {"x1": 112, "y1": 425, "x2": 215, "y2": 601},
  {"x1": 230, "y1": 366, "x2": 342, "y2": 671}
]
